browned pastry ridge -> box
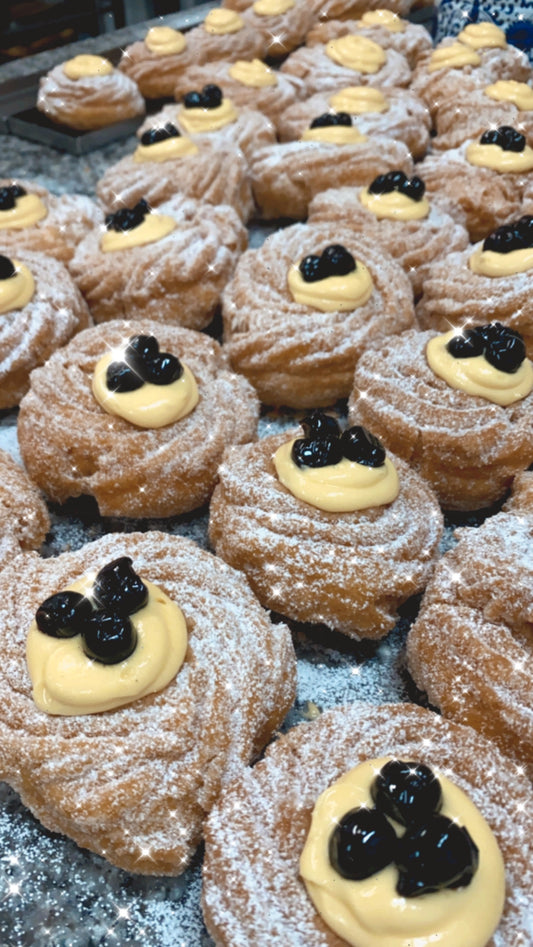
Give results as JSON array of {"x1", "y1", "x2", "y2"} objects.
[
  {"x1": 36, "y1": 59, "x2": 145, "y2": 130},
  {"x1": 280, "y1": 41, "x2": 412, "y2": 96},
  {"x1": 118, "y1": 28, "x2": 202, "y2": 99},
  {"x1": 17, "y1": 319, "x2": 259, "y2": 519},
  {"x1": 240, "y1": 1, "x2": 316, "y2": 57},
  {"x1": 68, "y1": 193, "x2": 247, "y2": 330},
  {"x1": 0, "y1": 449, "x2": 49, "y2": 552},
  {"x1": 0, "y1": 531, "x2": 296, "y2": 874},
  {"x1": 348, "y1": 328, "x2": 533, "y2": 511},
  {"x1": 209, "y1": 430, "x2": 443, "y2": 639},
  {"x1": 309, "y1": 0, "x2": 425, "y2": 21},
  {"x1": 432, "y1": 85, "x2": 533, "y2": 152},
  {"x1": 202, "y1": 701, "x2": 533, "y2": 946},
  {"x1": 222, "y1": 221, "x2": 415, "y2": 407},
  {"x1": 503, "y1": 470, "x2": 533, "y2": 514},
  {"x1": 184, "y1": 11, "x2": 268, "y2": 63},
  {"x1": 407, "y1": 510, "x2": 533, "y2": 779},
  {"x1": 0, "y1": 247, "x2": 91, "y2": 410},
  {"x1": 306, "y1": 15, "x2": 433, "y2": 69}
]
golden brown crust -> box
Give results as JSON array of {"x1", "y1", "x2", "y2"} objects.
[
  {"x1": 348, "y1": 328, "x2": 533, "y2": 511},
  {"x1": 222, "y1": 221, "x2": 415, "y2": 407},
  {"x1": 185, "y1": 15, "x2": 268, "y2": 63},
  {"x1": 503, "y1": 470, "x2": 533, "y2": 514},
  {"x1": 209, "y1": 431, "x2": 442, "y2": 638},
  {"x1": 432, "y1": 86, "x2": 533, "y2": 152},
  {"x1": 0, "y1": 531, "x2": 296, "y2": 874},
  {"x1": 17, "y1": 319, "x2": 259, "y2": 518},
  {"x1": 241, "y1": 2, "x2": 316, "y2": 56},
  {"x1": 306, "y1": 17, "x2": 432, "y2": 69},
  {"x1": 36, "y1": 61, "x2": 145, "y2": 130},
  {"x1": 118, "y1": 34, "x2": 201, "y2": 99},
  {"x1": 202, "y1": 701, "x2": 533, "y2": 946},
  {"x1": 407, "y1": 512, "x2": 533, "y2": 778},
  {"x1": 68, "y1": 193, "x2": 247, "y2": 331},
  {"x1": 280, "y1": 42, "x2": 412, "y2": 95},
  {"x1": 0, "y1": 247, "x2": 92, "y2": 409},
  {"x1": 0, "y1": 449, "x2": 49, "y2": 551}
]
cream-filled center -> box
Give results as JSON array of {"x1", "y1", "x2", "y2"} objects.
[
  {"x1": 144, "y1": 26, "x2": 186, "y2": 56},
  {"x1": 469, "y1": 244, "x2": 533, "y2": 277},
  {"x1": 133, "y1": 135, "x2": 198, "y2": 162},
  {"x1": 329, "y1": 86, "x2": 388, "y2": 114},
  {"x1": 0, "y1": 192, "x2": 47, "y2": 230},
  {"x1": 101, "y1": 212, "x2": 176, "y2": 252},
  {"x1": 359, "y1": 187, "x2": 429, "y2": 220},
  {"x1": 179, "y1": 97, "x2": 238, "y2": 133},
  {"x1": 426, "y1": 329, "x2": 533, "y2": 406},
  {"x1": 466, "y1": 140, "x2": 533, "y2": 172},
  {"x1": 253, "y1": 0, "x2": 294, "y2": 15},
  {"x1": 484, "y1": 80, "x2": 533, "y2": 110},
  {"x1": 358, "y1": 10, "x2": 404, "y2": 32},
  {"x1": 301, "y1": 124, "x2": 367, "y2": 145},
  {"x1": 428, "y1": 42, "x2": 481, "y2": 72},
  {"x1": 458, "y1": 22, "x2": 507, "y2": 49},
  {"x1": 204, "y1": 8, "x2": 244, "y2": 34},
  {"x1": 228, "y1": 59, "x2": 277, "y2": 88},
  {"x1": 326, "y1": 35, "x2": 386, "y2": 74},
  {"x1": 288, "y1": 259, "x2": 373, "y2": 312},
  {"x1": 63, "y1": 54, "x2": 114, "y2": 79},
  {"x1": 0, "y1": 261, "x2": 35, "y2": 314}
]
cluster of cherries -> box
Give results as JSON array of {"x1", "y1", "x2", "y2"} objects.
[
  {"x1": 106, "y1": 334, "x2": 183, "y2": 393},
  {"x1": 309, "y1": 111, "x2": 353, "y2": 129},
  {"x1": 0, "y1": 183, "x2": 26, "y2": 211},
  {"x1": 183, "y1": 84, "x2": 223, "y2": 110},
  {"x1": 483, "y1": 214, "x2": 533, "y2": 254},
  {"x1": 35, "y1": 557, "x2": 148, "y2": 664},
  {"x1": 140, "y1": 122, "x2": 181, "y2": 146},
  {"x1": 0, "y1": 255, "x2": 16, "y2": 280},
  {"x1": 368, "y1": 169, "x2": 426, "y2": 202},
  {"x1": 329, "y1": 759, "x2": 479, "y2": 897},
  {"x1": 299, "y1": 243, "x2": 356, "y2": 283},
  {"x1": 479, "y1": 125, "x2": 525, "y2": 152},
  {"x1": 291, "y1": 412, "x2": 386, "y2": 469},
  {"x1": 105, "y1": 197, "x2": 151, "y2": 233},
  {"x1": 446, "y1": 322, "x2": 526, "y2": 374}
]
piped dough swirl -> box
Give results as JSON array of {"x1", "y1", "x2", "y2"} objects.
[{"x1": 36, "y1": 60, "x2": 145, "y2": 130}]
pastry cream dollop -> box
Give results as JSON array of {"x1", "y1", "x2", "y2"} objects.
[
  {"x1": 273, "y1": 440, "x2": 399, "y2": 512},
  {"x1": 301, "y1": 124, "x2": 367, "y2": 145},
  {"x1": 63, "y1": 54, "x2": 114, "y2": 79},
  {"x1": 26, "y1": 577, "x2": 188, "y2": 716},
  {"x1": 484, "y1": 80, "x2": 533, "y2": 111},
  {"x1": 179, "y1": 97, "x2": 238, "y2": 134},
  {"x1": 101, "y1": 212, "x2": 176, "y2": 252},
  {"x1": 359, "y1": 186, "x2": 430, "y2": 220},
  {"x1": 0, "y1": 192, "x2": 47, "y2": 230},
  {"x1": 288, "y1": 259, "x2": 373, "y2": 312},
  {"x1": 253, "y1": 0, "x2": 294, "y2": 15},
  {"x1": 204, "y1": 8, "x2": 244, "y2": 34},
  {"x1": 326, "y1": 35, "x2": 386, "y2": 74},
  {"x1": 0, "y1": 261, "x2": 35, "y2": 314},
  {"x1": 329, "y1": 86, "x2": 388, "y2": 114},
  {"x1": 469, "y1": 244, "x2": 533, "y2": 277},
  {"x1": 358, "y1": 10, "x2": 404, "y2": 32},
  {"x1": 144, "y1": 25, "x2": 186, "y2": 56},
  {"x1": 427, "y1": 42, "x2": 481, "y2": 72},
  {"x1": 300, "y1": 757, "x2": 506, "y2": 947},
  {"x1": 465, "y1": 140, "x2": 533, "y2": 173},
  {"x1": 133, "y1": 134, "x2": 198, "y2": 163},
  {"x1": 458, "y1": 22, "x2": 507, "y2": 49},
  {"x1": 426, "y1": 329, "x2": 533, "y2": 406},
  {"x1": 228, "y1": 59, "x2": 278, "y2": 88},
  {"x1": 92, "y1": 349, "x2": 199, "y2": 428}
]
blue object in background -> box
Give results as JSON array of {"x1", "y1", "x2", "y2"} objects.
[{"x1": 435, "y1": 0, "x2": 533, "y2": 63}]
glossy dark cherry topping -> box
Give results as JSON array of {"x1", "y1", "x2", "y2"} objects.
[
  {"x1": 479, "y1": 125, "x2": 526, "y2": 152},
  {"x1": 310, "y1": 111, "x2": 352, "y2": 128},
  {"x1": 92, "y1": 556, "x2": 148, "y2": 616},
  {"x1": 36, "y1": 591, "x2": 93, "y2": 639},
  {"x1": 82, "y1": 610, "x2": 137, "y2": 664},
  {"x1": 105, "y1": 198, "x2": 150, "y2": 233},
  {"x1": 140, "y1": 122, "x2": 180, "y2": 146},
  {"x1": 329, "y1": 760, "x2": 479, "y2": 898},
  {"x1": 0, "y1": 184, "x2": 26, "y2": 211},
  {"x1": 183, "y1": 83, "x2": 223, "y2": 109},
  {"x1": 299, "y1": 244, "x2": 356, "y2": 283},
  {"x1": 106, "y1": 334, "x2": 184, "y2": 393},
  {"x1": 369, "y1": 170, "x2": 425, "y2": 202},
  {"x1": 446, "y1": 322, "x2": 526, "y2": 373},
  {"x1": 0, "y1": 255, "x2": 16, "y2": 280},
  {"x1": 291, "y1": 412, "x2": 386, "y2": 469},
  {"x1": 483, "y1": 215, "x2": 533, "y2": 253}
]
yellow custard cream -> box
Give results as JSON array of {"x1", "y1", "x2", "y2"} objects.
[
  {"x1": 145, "y1": 26, "x2": 186, "y2": 56},
  {"x1": 469, "y1": 244, "x2": 533, "y2": 277},
  {"x1": 428, "y1": 42, "x2": 481, "y2": 72},
  {"x1": 0, "y1": 261, "x2": 35, "y2": 314},
  {"x1": 466, "y1": 140, "x2": 533, "y2": 172},
  {"x1": 253, "y1": 0, "x2": 294, "y2": 14},
  {"x1": 101, "y1": 212, "x2": 175, "y2": 252},
  {"x1": 133, "y1": 135, "x2": 199, "y2": 163},
  {"x1": 359, "y1": 187, "x2": 429, "y2": 220},
  {"x1": 301, "y1": 124, "x2": 367, "y2": 145},
  {"x1": 63, "y1": 54, "x2": 114, "y2": 79},
  {"x1": 484, "y1": 80, "x2": 533, "y2": 110},
  {"x1": 326, "y1": 35, "x2": 386, "y2": 74},
  {"x1": 179, "y1": 97, "x2": 238, "y2": 134},
  {"x1": 228, "y1": 59, "x2": 277, "y2": 88},
  {"x1": 26, "y1": 578, "x2": 188, "y2": 715},
  {"x1": 204, "y1": 8, "x2": 244, "y2": 34},
  {"x1": 288, "y1": 260, "x2": 373, "y2": 312},
  {"x1": 426, "y1": 329, "x2": 533, "y2": 406},
  {"x1": 458, "y1": 22, "x2": 507, "y2": 49},
  {"x1": 273, "y1": 440, "x2": 399, "y2": 512},
  {"x1": 329, "y1": 86, "x2": 388, "y2": 114},
  {"x1": 358, "y1": 10, "x2": 404, "y2": 32},
  {"x1": 0, "y1": 192, "x2": 47, "y2": 229},
  {"x1": 92, "y1": 351, "x2": 199, "y2": 428},
  {"x1": 300, "y1": 757, "x2": 506, "y2": 947}
]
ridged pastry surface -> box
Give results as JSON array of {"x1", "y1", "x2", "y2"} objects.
[
  {"x1": 36, "y1": 62, "x2": 145, "y2": 130},
  {"x1": 280, "y1": 43, "x2": 412, "y2": 94},
  {"x1": 0, "y1": 448, "x2": 49, "y2": 551},
  {"x1": 306, "y1": 17, "x2": 432, "y2": 68}
]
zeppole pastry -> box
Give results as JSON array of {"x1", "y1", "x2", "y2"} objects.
[
  {"x1": 209, "y1": 414, "x2": 442, "y2": 638},
  {"x1": 407, "y1": 510, "x2": 533, "y2": 778},
  {"x1": 503, "y1": 469, "x2": 533, "y2": 514},
  {"x1": 0, "y1": 449, "x2": 49, "y2": 552},
  {"x1": 280, "y1": 34, "x2": 411, "y2": 95},
  {"x1": 250, "y1": 122, "x2": 413, "y2": 219},
  {"x1": 202, "y1": 701, "x2": 533, "y2": 947},
  {"x1": 184, "y1": 7, "x2": 267, "y2": 64},
  {"x1": 0, "y1": 247, "x2": 91, "y2": 409},
  {"x1": 309, "y1": 0, "x2": 428, "y2": 19},
  {"x1": 17, "y1": 320, "x2": 259, "y2": 518},
  {"x1": 0, "y1": 180, "x2": 103, "y2": 265},
  {"x1": 306, "y1": 9, "x2": 433, "y2": 69},
  {"x1": 416, "y1": 216, "x2": 533, "y2": 357},
  {"x1": 68, "y1": 194, "x2": 247, "y2": 330},
  {"x1": 36, "y1": 54, "x2": 145, "y2": 130},
  {"x1": 276, "y1": 84, "x2": 430, "y2": 158},
  {"x1": 118, "y1": 25, "x2": 202, "y2": 99},
  {"x1": 222, "y1": 225, "x2": 415, "y2": 406},
  {"x1": 432, "y1": 80, "x2": 533, "y2": 152},
  {"x1": 240, "y1": 0, "x2": 315, "y2": 57},
  {"x1": 308, "y1": 170, "x2": 469, "y2": 296},
  {"x1": 349, "y1": 325, "x2": 533, "y2": 510},
  {"x1": 95, "y1": 126, "x2": 253, "y2": 222},
  {"x1": 0, "y1": 531, "x2": 296, "y2": 873}
]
